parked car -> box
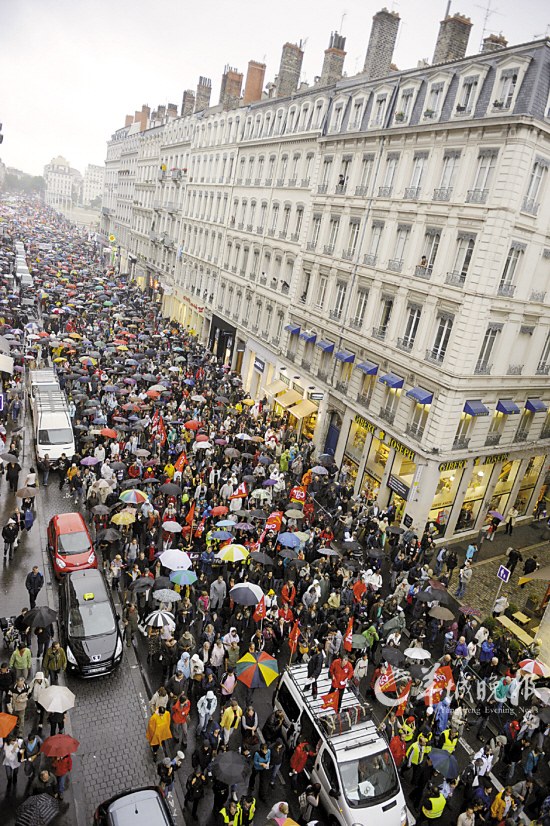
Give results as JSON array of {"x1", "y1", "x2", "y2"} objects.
[
  {"x1": 60, "y1": 569, "x2": 123, "y2": 678},
  {"x1": 47, "y1": 512, "x2": 97, "y2": 578},
  {"x1": 94, "y1": 786, "x2": 175, "y2": 825}
]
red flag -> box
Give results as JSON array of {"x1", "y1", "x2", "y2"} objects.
[
  {"x1": 151, "y1": 409, "x2": 160, "y2": 433},
  {"x1": 396, "y1": 680, "x2": 412, "y2": 717},
  {"x1": 424, "y1": 665, "x2": 455, "y2": 705},
  {"x1": 253, "y1": 596, "x2": 266, "y2": 622},
  {"x1": 321, "y1": 690, "x2": 340, "y2": 712},
  {"x1": 194, "y1": 517, "x2": 206, "y2": 538},
  {"x1": 230, "y1": 481, "x2": 248, "y2": 500},
  {"x1": 185, "y1": 501, "x2": 196, "y2": 527},
  {"x1": 289, "y1": 485, "x2": 307, "y2": 503},
  {"x1": 157, "y1": 414, "x2": 167, "y2": 447},
  {"x1": 174, "y1": 450, "x2": 188, "y2": 472},
  {"x1": 289, "y1": 621, "x2": 300, "y2": 654},
  {"x1": 266, "y1": 510, "x2": 284, "y2": 532},
  {"x1": 378, "y1": 665, "x2": 397, "y2": 694},
  {"x1": 343, "y1": 617, "x2": 354, "y2": 652}
]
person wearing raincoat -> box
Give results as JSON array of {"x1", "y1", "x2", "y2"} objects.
[{"x1": 145, "y1": 706, "x2": 172, "y2": 758}]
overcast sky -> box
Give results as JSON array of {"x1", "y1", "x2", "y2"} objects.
[{"x1": 1, "y1": 0, "x2": 548, "y2": 176}]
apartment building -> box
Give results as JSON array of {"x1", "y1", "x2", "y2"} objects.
[
  {"x1": 100, "y1": 14, "x2": 550, "y2": 542},
  {"x1": 82, "y1": 164, "x2": 105, "y2": 206},
  {"x1": 44, "y1": 155, "x2": 82, "y2": 209}
]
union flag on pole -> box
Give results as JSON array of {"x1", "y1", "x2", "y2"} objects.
[
  {"x1": 343, "y1": 617, "x2": 354, "y2": 652},
  {"x1": 424, "y1": 665, "x2": 455, "y2": 705},
  {"x1": 289, "y1": 621, "x2": 301, "y2": 654},
  {"x1": 230, "y1": 481, "x2": 248, "y2": 500},
  {"x1": 289, "y1": 485, "x2": 307, "y2": 503},
  {"x1": 174, "y1": 450, "x2": 188, "y2": 472},
  {"x1": 253, "y1": 596, "x2": 266, "y2": 622},
  {"x1": 396, "y1": 680, "x2": 412, "y2": 717},
  {"x1": 266, "y1": 511, "x2": 284, "y2": 532},
  {"x1": 321, "y1": 690, "x2": 340, "y2": 712},
  {"x1": 185, "y1": 501, "x2": 195, "y2": 527},
  {"x1": 377, "y1": 665, "x2": 397, "y2": 694},
  {"x1": 157, "y1": 414, "x2": 167, "y2": 447}
]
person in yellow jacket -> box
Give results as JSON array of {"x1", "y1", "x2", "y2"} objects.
[
  {"x1": 237, "y1": 795, "x2": 256, "y2": 826},
  {"x1": 490, "y1": 787, "x2": 517, "y2": 822},
  {"x1": 419, "y1": 783, "x2": 446, "y2": 822},
  {"x1": 220, "y1": 698, "x2": 243, "y2": 745},
  {"x1": 406, "y1": 734, "x2": 431, "y2": 785},
  {"x1": 145, "y1": 706, "x2": 172, "y2": 758},
  {"x1": 399, "y1": 715, "x2": 416, "y2": 742},
  {"x1": 218, "y1": 800, "x2": 239, "y2": 826},
  {"x1": 439, "y1": 727, "x2": 459, "y2": 753}
]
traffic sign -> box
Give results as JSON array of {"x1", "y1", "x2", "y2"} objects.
[{"x1": 497, "y1": 564, "x2": 511, "y2": 583}]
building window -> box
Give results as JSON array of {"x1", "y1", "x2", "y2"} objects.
[
  {"x1": 372, "y1": 96, "x2": 387, "y2": 127},
  {"x1": 357, "y1": 154, "x2": 374, "y2": 194},
  {"x1": 410, "y1": 401, "x2": 429, "y2": 436},
  {"x1": 396, "y1": 89, "x2": 414, "y2": 122},
  {"x1": 376, "y1": 296, "x2": 393, "y2": 338},
  {"x1": 349, "y1": 99, "x2": 364, "y2": 130},
  {"x1": 389, "y1": 224, "x2": 410, "y2": 271},
  {"x1": 425, "y1": 82, "x2": 444, "y2": 117},
  {"x1": 498, "y1": 242, "x2": 525, "y2": 294},
  {"x1": 435, "y1": 151, "x2": 460, "y2": 198},
  {"x1": 332, "y1": 106, "x2": 344, "y2": 132},
  {"x1": 327, "y1": 217, "x2": 340, "y2": 250},
  {"x1": 429, "y1": 314, "x2": 453, "y2": 362},
  {"x1": 454, "y1": 413, "x2": 473, "y2": 448},
  {"x1": 353, "y1": 288, "x2": 369, "y2": 326},
  {"x1": 494, "y1": 69, "x2": 518, "y2": 109},
  {"x1": 537, "y1": 331, "x2": 550, "y2": 373},
  {"x1": 346, "y1": 220, "x2": 360, "y2": 256},
  {"x1": 300, "y1": 271, "x2": 311, "y2": 303},
  {"x1": 476, "y1": 324, "x2": 502, "y2": 373},
  {"x1": 294, "y1": 207, "x2": 304, "y2": 238},
  {"x1": 457, "y1": 75, "x2": 478, "y2": 113},
  {"x1": 418, "y1": 228, "x2": 441, "y2": 275},
  {"x1": 316, "y1": 275, "x2": 328, "y2": 308},
  {"x1": 449, "y1": 234, "x2": 475, "y2": 284},
  {"x1": 366, "y1": 221, "x2": 384, "y2": 264},
  {"x1": 523, "y1": 158, "x2": 548, "y2": 214},
  {"x1": 402, "y1": 305, "x2": 421, "y2": 349},
  {"x1": 321, "y1": 158, "x2": 333, "y2": 188},
  {"x1": 274, "y1": 312, "x2": 284, "y2": 340},
  {"x1": 468, "y1": 149, "x2": 498, "y2": 202},
  {"x1": 380, "y1": 154, "x2": 398, "y2": 194},
  {"x1": 270, "y1": 204, "x2": 279, "y2": 233},
  {"x1": 310, "y1": 215, "x2": 322, "y2": 247},
  {"x1": 333, "y1": 281, "x2": 347, "y2": 319},
  {"x1": 407, "y1": 153, "x2": 427, "y2": 196}
]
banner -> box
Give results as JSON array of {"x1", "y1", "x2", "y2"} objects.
[
  {"x1": 343, "y1": 617, "x2": 354, "y2": 652},
  {"x1": 424, "y1": 665, "x2": 455, "y2": 705},
  {"x1": 290, "y1": 485, "x2": 307, "y2": 503},
  {"x1": 230, "y1": 481, "x2": 248, "y2": 500},
  {"x1": 321, "y1": 691, "x2": 340, "y2": 711},
  {"x1": 289, "y1": 621, "x2": 301, "y2": 654},
  {"x1": 253, "y1": 596, "x2": 266, "y2": 622},
  {"x1": 266, "y1": 510, "x2": 284, "y2": 532}
]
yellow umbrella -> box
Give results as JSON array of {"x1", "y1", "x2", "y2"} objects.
[
  {"x1": 69, "y1": 332, "x2": 82, "y2": 340},
  {"x1": 117, "y1": 345, "x2": 129, "y2": 351},
  {"x1": 111, "y1": 511, "x2": 135, "y2": 525},
  {"x1": 216, "y1": 544, "x2": 249, "y2": 562},
  {"x1": 241, "y1": 398, "x2": 255, "y2": 406},
  {"x1": 53, "y1": 357, "x2": 66, "y2": 364}
]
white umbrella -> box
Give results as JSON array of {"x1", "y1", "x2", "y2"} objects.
[
  {"x1": 153, "y1": 588, "x2": 182, "y2": 603},
  {"x1": 404, "y1": 647, "x2": 431, "y2": 661},
  {"x1": 145, "y1": 610, "x2": 175, "y2": 628},
  {"x1": 159, "y1": 549, "x2": 192, "y2": 570},
  {"x1": 193, "y1": 441, "x2": 212, "y2": 450},
  {"x1": 38, "y1": 685, "x2": 76, "y2": 714},
  {"x1": 250, "y1": 489, "x2": 270, "y2": 499},
  {"x1": 162, "y1": 520, "x2": 183, "y2": 533}
]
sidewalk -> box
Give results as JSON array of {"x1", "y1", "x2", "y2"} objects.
[{"x1": 447, "y1": 518, "x2": 550, "y2": 565}]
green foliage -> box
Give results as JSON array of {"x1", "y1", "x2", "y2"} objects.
[{"x1": 3, "y1": 172, "x2": 45, "y2": 193}]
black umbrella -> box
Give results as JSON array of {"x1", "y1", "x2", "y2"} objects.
[
  {"x1": 249, "y1": 552, "x2": 275, "y2": 565},
  {"x1": 210, "y1": 751, "x2": 251, "y2": 784},
  {"x1": 381, "y1": 646, "x2": 405, "y2": 665},
  {"x1": 249, "y1": 509, "x2": 267, "y2": 519},
  {"x1": 366, "y1": 548, "x2": 385, "y2": 560},
  {"x1": 332, "y1": 539, "x2": 361, "y2": 552},
  {"x1": 16, "y1": 793, "x2": 61, "y2": 826},
  {"x1": 97, "y1": 528, "x2": 122, "y2": 543},
  {"x1": 388, "y1": 526, "x2": 405, "y2": 535},
  {"x1": 128, "y1": 576, "x2": 155, "y2": 593},
  {"x1": 159, "y1": 482, "x2": 182, "y2": 496},
  {"x1": 91, "y1": 504, "x2": 111, "y2": 515},
  {"x1": 417, "y1": 588, "x2": 453, "y2": 606},
  {"x1": 319, "y1": 547, "x2": 342, "y2": 557},
  {"x1": 317, "y1": 453, "x2": 334, "y2": 466},
  {"x1": 151, "y1": 576, "x2": 173, "y2": 591},
  {"x1": 25, "y1": 606, "x2": 58, "y2": 629},
  {"x1": 243, "y1": 475, "x2": 257, "y2": 485},
  {"x1": 279, "y1": 548, "x2": 298, "y2": 559}
]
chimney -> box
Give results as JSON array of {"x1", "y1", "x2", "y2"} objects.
[
  {"x1": 181, "y1": 90, "x2": 195, "y2": 116},
  {"x1": 481, "y1": 33, "x2": 508, "y2": 53},
  {"x1": 363, "y1": 8, "x2": 400, "y2": 80},
  {"x1": 243, "y1": 60, "x2": 266, "y2": 104},
  {"x1": 432, "y1": 12, "x2": 473, "y2": 64},
  {"x1": 124, "y1": 115, "x2": 133, "y2": 127},
  {"x1": 134, "y1": 105, "x2": 150, "y2": 131},
  {"x1": 157, "y1": 104, "x2": 166, "y2": 120},
  {"x1": 276, "y1": 42, "x2": 304, "y2": 98},
  {"x1": 195, "y1": 76, "x2": 212, "y2": 112},
  {"x1": 219, "y1": 65, "x2": 244, "y2": 109},
  {"x1": 320, "y1": 32, "x2": 347, "y2": 86},
  {"x1": 167, "y1": 103, "x2": 178, "y2": 118}
]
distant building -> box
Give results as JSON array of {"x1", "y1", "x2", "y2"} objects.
[
  {"x1": 0, "y1": 159, "x2": 6, "y2": 190},
  {"x1": 82, "y1": 164, "x2": 105, "y2": 206},
  {"x1": 43, "y1": 156, "x2": 82, "y2": 209}
]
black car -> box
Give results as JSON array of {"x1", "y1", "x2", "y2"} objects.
[
  {"x1": 94, "y1": 787, "x2": 175, "y2": 825},
  {"x1": 60, "y1": 569, "x2": 123, "y2": 677}
]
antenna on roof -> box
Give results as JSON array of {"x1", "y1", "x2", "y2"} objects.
[
  {"x1": 533, "y1": 24, "x2": 550, "y2": 38},
  {"x1": 339, "y1": 11, "x2": 347, "y2": 33},
  {"x1": 474, "y1": 0, "x2": 504, "y2": 50}
]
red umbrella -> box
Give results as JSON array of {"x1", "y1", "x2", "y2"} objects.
[
  {"x1": 518, "y1": 659, "x2": 549, "y2": 677},
  {"x1": 196, "y1": 433, "x2": 209, "y2": 442},
  {"x1": 184, "y1": 420, "x2": 200, "y2": 431},
  {"x1": 0, "y1": 712, "x2": 18, "y2": 738},
  {"x1": 212, "y1": 505, "x2": 229, "y2": 516},
  {"x1": 100, "y1": 427, "x2": 117, "y2": 438},
  {"x1": 41, "y1": 734, "x2": 80, "y2": 757}
]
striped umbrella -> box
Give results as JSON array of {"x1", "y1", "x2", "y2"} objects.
[
  {"x1": 518, "y1": 659, "x2": 549, "y2": 677},
  {"x1": 216, "y1": 544, "x2": 249, "y2": 563},
  {"x1": 145, "y1": 610, "x2": 175, "y2": 628},
  {"x1": 119, "y1": 489, "x2": 149, "y2": 505},
  {"x1": 236, "y1": 651, "x2": 279, "y2": 688}
]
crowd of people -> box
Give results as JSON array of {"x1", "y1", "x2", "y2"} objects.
[{"x1": 0, "y1": 198, "x2": 549, "y2": 826}]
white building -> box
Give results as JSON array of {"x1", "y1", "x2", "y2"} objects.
[
  {"x1": 82, "y1": 164, "x2": 105, "y2": 206},
  {"x1": 101, "y1": 20, "x2": 550, "y2": 544},
  {"x1": 43, "y1": 156, "x2": 82, "y2": 209}
]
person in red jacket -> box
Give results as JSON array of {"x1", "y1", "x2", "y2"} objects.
[
  {"x1": 289, "y1": 739, "x2": 316, "y2": 790},
  {"x1": 389, "y1": 732, "x2": 407, "y2": 770},
  {"x1": 329, "y1": 654, "x2": 354, "y2": 710},
  {"x1": 51, "y1": 753, "x2": 72, "y2": 799},
  {"x1": 171, "y1": 692, "x2": 191, "y2": 749},
  {"x1": 281, "y1": 581, "x2": 296, "y2": 606}
]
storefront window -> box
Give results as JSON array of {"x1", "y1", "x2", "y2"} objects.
[
  {"x1": 388, "y1": 452, "x2": 417, "y2": 522},
  {"x1": 515, "y1": 454, "x2": 547, "y2": 516},
  {"x1": 345, "y1": 419, "x2": 369, "y2": 467},
  {"x1": 362, "y1": 436, "x2": 389, "y2": 501},
  {"x1": 455, "y1": 462, "x2": 495, "y2": 533},
  {"x1": 533, "y1": 469, "x2": 550, "y2": 519},
  {"x1": 301, "y1": 411, "x2": 317, "y2": 442},
  {"x1": 428, "y1": 466, "x2": 465, "y2": 537},
  {"x1": 483, "y1": 460, "x2": 522, "y2": 524}
]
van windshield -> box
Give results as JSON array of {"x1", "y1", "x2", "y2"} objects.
[
  {"x1": 340, "y1": 750, "x2": 400, "y2": 807},
  {"x1": 38, "y1": 428, "x2": 73, "y2": 445}
]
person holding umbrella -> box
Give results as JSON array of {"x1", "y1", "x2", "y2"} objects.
[{"x1": 51, "y1": 750, "x2": 72, "y2": 800}]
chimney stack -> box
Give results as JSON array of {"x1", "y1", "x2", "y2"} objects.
[
  {"x1": 481, "y1": 33, "x2": 508, "y2": 52},
  {"x1": 167, "y1": 103, "x2": 178, "y2": 118},
  {"x1": 157, "y1": 105, "x2": 166, "y2": 120},
  {"x1": 195, "y1": 76, "x2": 212, "y2": 112},
  {"x1": 276, "y1": 42, "x2": 304, "y2": 98},
  {"x1": 320, "y1": 32, "x2": 347, "y2": 86},
  {"x1": 363, "y1": 8, "x2": 400, "y2": 80},
  {"x1": 181, "y1": 90, "x2": 195, "y2": 116},
  {"x1": 219, "y1": 65, "x2": 244, "y2": 109},
  {"x1": 124, "y1": 115, "x2": 133, "y2": 127},
  {"x1": 243, "y1": 60, "x2": 266, "y2": 104},
  {"x1": 134, "y1": 105, "x2": 150, "y2": 131},
  {"x1": 432, "y1": 12, "x2": 473, "y2": 64}
]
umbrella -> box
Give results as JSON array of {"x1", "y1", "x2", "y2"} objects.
[
  {"x1": 225, "y1": 448, "x2": 241, "y2": 459},
  {"x1": 352, "y1": 634, "x2": 368, "y2": 650},
  {"x1": 539, "y1": 707, "x2": 550, "y2": 724},
  {"x1": 211, "y1": 505, "x2": 229, "y2": 516},
  {"x1": 38, "y1": 685, "x2": 76, "y2": 714},
  {"x1": 388, "y1": 526, "x2": 405, "y2": 535},
  {"x1": 278, "y1": 532, "x2": 300, "y2": 548},
  {"x1": 366, "y1": 548, "x2": 385, "y2": 560},
  {"x1": 81, "y1": 456, "x2": 100, "y2": 466},
  {"x1": 404, "y1": 647, "x2": 432, "y2": 661},
  {"x1": 97, "y1": 528, "x2": 122, "y2": 542},
  {"x1": 100, "y1": 427, "x2": 117, "y2": 438},
  {"x1": 381, "y1": 647, "x2": 405, "y2": 665},
  {"x1": 250, "y1": 551, "x2": 274, "y2": 565},
  {"x1": 488, "y1": 510, "x2": 504, "y2": 520},
  {"x1": 217, "y1": 544, "x2": 249, "y2": 562},
  {"x1": 416, "y1": 589, "x2": 452, "y2": 605},
  {"x1": 285, "y1": 509, "x2": 304, "y2": 519},
  {"x1": 145, "y1": 610, "x2": 175, "y2": 628},
  {"x1": 230, "y1": 582, "x2": 264, "y2": 606},
  {"x1": 25, "y1": 606, "x2": 58, "y2": 628},
  {"x1": 263, "y1": 479, "x2": 278, "y2": 487},
  {"x1": 111, "y1": 511, "x2": 135, "y2": 525},
  {"x1": 210, "y1": 750, "x2": 251, "y2": 784},
  {"x1": 159, "y1": 482, "x2": 182, "y2": 496},
  {"x1": 119, "y1": 488, "x2": 149, "y2": 505},
  {"x1": 15, "y1": 794, "x2": 61, "y2": 826},
  {"x1": 317, "y1": 453, "x2": 334, "y2": 466},
  {"x1": 429, "y1": 748, "x2": 459, "y2": 779},
  {"x1": 0, "y1": 712, "x2": 18, "y2": 738},
  {"x1": 169, "y1": 569, "x2": 198, "y2": 586},
  {"x1": 128, "y1": 576, "x2": 155, "y2": 592},
  {"x1": 279, "y1": 548, "x2": 298, "y2": 560},
  {"x1": 0, "y1": 452, "x2": 19, "y2": 463},
  {"x1": 317, "y1": 547, "x2": 341, "y2": 557},
  {"x1": 236, "y1": 651, "x2": 279, "y2": 688},
  {"x1": 163, "y1": 520, "x2": 183, "y2": 533},
  {"x1": 41, "y1": 733, "x2": 80, "y2": 757},
  {"x1": 429, "y1": 606, "x2": 455, "y2": 621},
  {"x1": 534, "y1": 686, "x2": 550, "y2": 704},
  {"x1": 211, "y1": 530, "x2": 233, "y2": 540},
  {"x1": 159, "y1": 549, "x2": 192, "y2": 570},
  {"x1": 151, "y1": 576, "x2": 173, "y2": 591},
  {"x1": 518, "y1": 563, "x2": 550, "y2": 587},
  {"x1": 216, "y1": 520, "x2": 236, "y2": 527},
  {"x1": 311, "y1": 465, "x2": 328, "y2": 475},
  {"x1": 153, "y1": 588, "x2": 182, "y2": 603},
  {"x1": 332, "y1": 539, "x2": 361, "y2": 552},
  {"x1": 16, "y1": 487, "x2": 37, "y2": 499},
  {"x1": 92, "y1": 504, "x2": 111, "y2": 516},
  {"x1": 518, "y1": 659, "x2": 549, "y2": 677}
]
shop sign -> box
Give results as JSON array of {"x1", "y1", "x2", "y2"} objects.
[
  {"x1": 389, "y1": 438, "x2": 416, "y2": 462},
  {"x1": 181, "y1": 294, "x2": 204, "y2": 313},
  {"x1": 279, "y1": 374, "x2": 290, "y2": 386},
  {"x1": 388, "y1": 474, "x2": 410, "y2": 499},
  {"x1": 309, "y1": 392, "x2": 324, "y2": 401},
  {"x1": 439, "y1": 460, "x2": 467, "y2": 472},
  {"x1": 354, "y1": 413, "x2": 384, "y2": 438},
  {"x1": 403, "y1": 513, "x2": 413, "y2": 528},
  {"x1": 254, "y1": 357, "x2": 265, "y2": 373},
  {"x1": 475, "y1": 453, "x2": 509, "y2": 466}
]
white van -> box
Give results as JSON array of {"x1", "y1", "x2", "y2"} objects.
[
  {"x1": 33, "y1": 388, "x2": 75, "y2": 461},
  {"x1": 28, "y1": 369, "x2": 60, "y2": 401},
  {"x1": 274, "y1": 664, "x2": 408, "y2": 826}
]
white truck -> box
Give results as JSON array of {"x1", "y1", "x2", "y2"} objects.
[{"x1": 32, "y1": 387, "x2": 75, "y2": 462}]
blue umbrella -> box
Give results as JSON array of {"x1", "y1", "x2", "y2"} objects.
[
  {"x1": 184, "y1": 378, "x2": 195, "y2": 386},
  {"x1": 216, "y1": 520, "x2": 235, "y2": 528},
  {"x1": 278, "y1": 532, "x2": 301, "y2": 548},
  {"x1": 211, "y1": 530, "x2": 233, "y2": 540},
  {"x1": 428, "y1": 749, "x2": 459, "y2": 779},
  {"x1": 262, "y1": 479, "x2": 277, "y2": 487}
]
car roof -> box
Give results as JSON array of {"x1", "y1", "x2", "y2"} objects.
[
  {"x1": 66, "y1": 569, "x2": 108, "y2": 601},
  {"x1": 105, "y1": 787, "x2": 173, "y2": 826},
  {"x1": 53, "y1": 513, "x2": 88, "y2": 534}
]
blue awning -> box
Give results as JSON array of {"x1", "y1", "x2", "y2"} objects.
[
  {"x1": 464, "y1": 400, "x2": 489, "y2": 417},
  {"x1": 316, "y1": 340, "x2": 335, "y2": 353},
  {"x1": 526, "y1": 398, "x2": 548, "y2": 413},
  {"x1": 356, "y1": 361, "x2": 378, "y2": 375},
  {"x1": 300, "y1": 331, "x2": 317, "y2": 344},
  {"x1": 334, "y1": 350, "x2": 355, "y2": 363},
  {"x1": 497, "y1": 399, "x2": 520, "y2": 415},
  {"x1": 284, "y1": 324, "x2": 300, "y2": 335},
  {"x1": 379, "y1": 373, "x2": 404, "y2": 389},
  {"x1": 406, "y1": 386, "x2": 433, "y2": 405}
]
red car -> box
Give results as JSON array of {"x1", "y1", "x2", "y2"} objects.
[{"x1": 47, "y1": 512, "x2": 97, "y2": 578}]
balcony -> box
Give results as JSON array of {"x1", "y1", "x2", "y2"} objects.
[
  {"x1": 406, "y1": 422, "x2": 425, "y2": 441},
  {"x1": 536, "y1": 364, "x2": 550, "y2": 375},
  {"x1": 522, "y1": 197, "x2": 540, "y2": 215},
  {"x1": 356, "y1": 392, "x2": 372, "y2": 408},
  {"x1": 306, "y1": 241, "x2": 317, "y2": 251},
  {"x1": 245, "y1": 178, "x2": 251, "y2": 186},
  {"x1": 335, "y1": 183, "x2": 347, "y2": 195},
  {"x1": 453, "y1": 436, "x2": 470, "y2": 450},
  {"x1": 256, "y1": 226, "x2": 264, "y2": 234},
  {"x1": 324, "y1": 244, "x2": 335, "y2": 256},
  {"x1": 507, "y1": 364, "x2": 523, "y2": 375},
  {"x1": 329, "y1": 309, "x2": 342, "y2": 321},
  {"x1": 259, "y1": 275, "x2": 267, "y2": 285},
  {"x1": 291, "y1": 232, "x2": 300, "y2": 242},
  {"x1": 285, "y1": 178, "x2": 295, "y2": 187},
  {"x1": 514, "y1": 429, "x2": 529, "y2": 443},
  {"x1": 267, "y1": 228, "x2": 276, "y2": 237},
  {"x1": 485, "y1": 432, "x2": 502, "y2": 447},
  {"x1": 237, "y1": 222, "x2": 244, "y2": 230},
  {"x1": 270, "y1": 336, "x2": 280, "y2": 346},
  {"x1": 301, "y1": 178, "x2": 310, "y2": 188},
  {"x1": 433, "y1": 187, "x2": 453, "y2": 201},
  {"x1": 153, "y1": 200, "x2": 162, "y2": 210},
  {"x1": 414, "y1": 264, "x2": 432, "y2": 279},
  {"x1": 264, "y1": 178, "x2": 272, "y2": 186},
  {"x1": 355, "y1": 185, "x2": 368, "y2": 197},
  {"x1": 342, "y1": 249, "x2": 354, "y2": 260},
  {"x1": 404, "y1": 186, "x2": 421, "y2": 200},
  {"x1": 498, "y1": 283, "x2": 516, "y2": 297},
  {"x1": 541, "y1": 427, "x2": 550, "y2": 439},
  {"x1": 236, "y1": 178, "x2": 243, "y2": 186},
  {"x1": 372, "y1": 326, "x2": 387, "y2": 341},
  {"x1": 335, "y1": 380, "x2": 348, "y2": 393},
  {"x1": 232, "y1": 312, "x2": 239, "y2": 321},
  {"x1": 240, "y1": 269, "x2": 246, "y2": 277},
  {"x1": 530, "y1": 290, "x2": 546, "y2": 302},
  {"x1": 466, "y1": 188, "x2": 488, "y2": 204},
  {"x1": 301, "y1": 359, "x2": 312, "y2": 371},
  {"x1": 388, "y1": 258, "x2": 404, "y2": 273},
  {"x1": 378, "y1": 186, "x2": 393, "y2": 197},
  {"x1": 249, "y1": 272, "x2": 257, "y2": 282},
  {"x1": 276, "y1": 178, "x2": 285, "y2": 187},
  {"x1": 286, "y1": 351, "x2": 296, "y2": 363},
  {"x1": 246, "y1": 224, "x2": 253, "y2": 233},
  {"x1": 379, "y1": 406, "x2": 396, "y2": 425},
  {"x1": 281, "y1": 284, "x2": 290, "y2": 295},
  {"x1": 251, "y1": 324, "x2": 259, "y2": 333},
  {"x1": 242, "y1": 318, "x2": 249, "y2": 327},
  {"x1": 231, "y1": 265, "x2": 237, "y2": 273},
  {"x1": 397, "y1": 337, "x2": 414, "y2": 352},
  {"x1": 279, "y1": 231, "x2": 287, "y2": 239},
  {"x1": 317, "y1": 369, "x2": 329, "y2": 382},
  {"x1": 445, "y1": 271, "x2": 466, "y2": 287},
  {"x1": 349, "y1": 318, "x2": 363, "y2": 330},
  {"x1": 166, "y1": 201, "x2": 178, "y2": 212},
  {"x1": 425, "y1": 348, "x2": 445, "y2": 365},
  {"x1": 254, "y1": 178, "x2": 262, "y2": 187},
  {"x1": 363, "y1": 253, "x2": 377, "y2": 266},
  {"x1": 474, "y1": 361, "x2": 492, "y2": 375},
  {"x1": 317, "y1": 184, "x2": 328, "y2": 194}
]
